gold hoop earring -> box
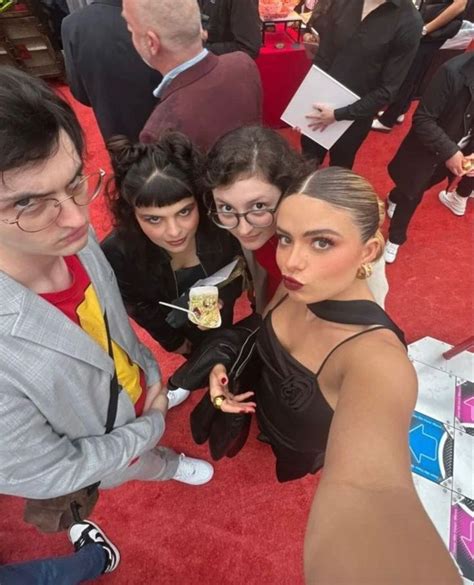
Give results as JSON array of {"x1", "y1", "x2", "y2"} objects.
[{"x1": 356, "y1": 263, "x2": 373, "y2": 280}]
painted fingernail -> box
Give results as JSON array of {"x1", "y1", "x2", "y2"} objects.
[{"x1": 221, "y1": 377, "x2": 228, "y2": 385}]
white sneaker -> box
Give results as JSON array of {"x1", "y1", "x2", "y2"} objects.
[
  {"x1": 439, "y1": 190, "x2": 468, "y2": 216},
  {"x1": 69, "y1": 520, "x2": 120, "y2": 574},
  {"x1": 397, "y1": 114, "x2": 405, "y2": 124},
  {"x1": 372, "y1": 119, "x2": 392, "y2": 132},
  {"x1": 384, "y1": 241, "x2": 399, "y2": 264},
  {"x1": 386, "y1": 199, "x2": 397, "y2": 219},
  {"x1": 167, "y1": 387, "x2": 190, "y2": 409},
  {"x1": 172, "y1": 454, "x2": 214, "y2": 485}
]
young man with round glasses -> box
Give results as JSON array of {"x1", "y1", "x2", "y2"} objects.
[{"x1": 0, "y1": 67, "x2": 213, "y2": 537}]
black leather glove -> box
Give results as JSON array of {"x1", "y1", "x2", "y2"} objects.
[{"x1": 168, "y1": 314, "x2": 262, "y2": 391}]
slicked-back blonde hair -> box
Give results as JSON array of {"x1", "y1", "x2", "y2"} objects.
[{"x1": 288, "y1": 167, "x2": 385, "y2": 261}]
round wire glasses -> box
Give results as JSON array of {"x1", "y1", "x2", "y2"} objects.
[{"x1": 1, "y1": 169, "x2": 106, "y2": 233}]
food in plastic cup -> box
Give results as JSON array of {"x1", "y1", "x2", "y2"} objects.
[{"x1": 188, "y1": 286, "x2": 221, "y2": 329}]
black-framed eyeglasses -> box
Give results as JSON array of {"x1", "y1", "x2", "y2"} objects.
[
  {"x1": 1, "y1": 169, "x2": 106, "y2": 233},
  {"x1": 208, "y1": 207, "x2": 278, "y2": 230}
]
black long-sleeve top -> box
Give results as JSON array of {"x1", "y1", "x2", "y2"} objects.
[
  {"x1": 310, "y1": 0, "x2": 423, "y2": 121},
  {"x1": 199, "y1": 0, "x2": 262, "y2": 59},
  {"x1": 101, "y1": 223, "x2": 244, "y2": 353},
  {"x1": 413, "y1": 52, "x2": 474, "y2": 161}
]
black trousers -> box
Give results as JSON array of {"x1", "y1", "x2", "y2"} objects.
[
  {"x1": 388, "y1": 168, "x2": 473, "y2": 245},
  {"x1": 379, "y1": 41, "x2": 443, "y2": 128},
  {"x1": 300, "y1": 117, "x2": 373, "y2": 169}
]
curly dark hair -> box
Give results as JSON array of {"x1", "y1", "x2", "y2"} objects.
[
  {"x1": 106, "y1": 131, "x2": 207, "y2": 237},
  {"x1": 104, "y1": 132, "x2": 209, "y2": 268},
  {"x1": 204, "y1": 126, "x2": 309, "y2": 206}
]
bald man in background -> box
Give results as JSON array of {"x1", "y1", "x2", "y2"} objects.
[{"x1": 122, "y1": 0, "x2": 262, "y2": 151}]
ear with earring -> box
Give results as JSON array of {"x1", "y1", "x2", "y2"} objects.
[
  {"x1": 357, "y1": 228, "x2": 384, "y2": 279},
  {"x1": 356, "y1": 263, "x2": 373, "y2": 279}
]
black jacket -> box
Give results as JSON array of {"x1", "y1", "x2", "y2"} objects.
[
  {"x1": 101, "y1": 223, "x2": 244, "y2": 352},
  {"x1": 61, "y1": 0, "x2": 161, "y2": 140},
  {"x1": 199, "y1": 0, "x2": 262, "y2": 59},
  {"x1": 389, "y1": 52, "x2": 474, "y2": 194}
]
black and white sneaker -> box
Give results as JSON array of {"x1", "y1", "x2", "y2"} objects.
[{"x1": 68, "y1": 520, "x2": 120, "y2": 574}]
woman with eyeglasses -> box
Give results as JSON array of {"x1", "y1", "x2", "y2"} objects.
[
  {"x1": 205, "y1": 126, "x2": 389, "y2": 313},
  {"x1": 101, "y1": 132, "x2": 245, "y2": 359}
]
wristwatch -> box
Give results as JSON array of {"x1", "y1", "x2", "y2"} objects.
[{"x1": 422, "y1": 25, "x2": 428, "y2": 36}]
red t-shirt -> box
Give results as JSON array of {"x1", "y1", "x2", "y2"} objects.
[
  {"x1": 40, "y1": 255, "x2": 147, "y2": 416},
  {"x1": 253, "y1": 235, "x2": 282, "y2": 303}
]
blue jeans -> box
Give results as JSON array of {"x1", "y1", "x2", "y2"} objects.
[{"x1": 0, "y1": 543, "x2": 106, "y2": 585}]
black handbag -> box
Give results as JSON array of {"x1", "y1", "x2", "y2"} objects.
[{"x1": 168, "y1": 314, "x2": 262, "y2": 460}]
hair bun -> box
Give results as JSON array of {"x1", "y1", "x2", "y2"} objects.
[
  {"x1": 157, "y1": 131, "x2": 205, "y2": 186},
  {"x1": 106, "y1": 135, "x2": 148, "y2": 186}
]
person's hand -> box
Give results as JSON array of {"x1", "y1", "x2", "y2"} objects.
[
  {"x1": 173, "y1": 339, "x2": 193, "y2": 356},
  {"x1": 306, "y1": 103, "x2": 336, "y2": 132},
  {"x1": 144, "y1": 381, "x2": 169, "y2": 416},
  {"x1": 209, "y1": 364, "x2": 256, "y2": 414},
  {"x1": 303, "y1": 32, "x2": 318, "y2": 43},
  {"x1": 463, "y1": 153, "x2": 474, "y2": 176},
  {"x1": 445, "y1": 150, "x2": 466, "y2": 176}
]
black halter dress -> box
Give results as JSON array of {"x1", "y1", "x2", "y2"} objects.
[{"x1": 255, "y1": 298, "x2": 406, "y2": 482}]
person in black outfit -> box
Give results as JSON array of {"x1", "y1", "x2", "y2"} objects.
[
  {"x1": 373, "y1": 0, "x2": 467, "y2": 132},
  {"x1": 174, "y1": 166, "x2": 460, "y2": 584},
  {"x1": 384, "y1": 52, "x2": 474, "y2": 263},
  {"x1": 61, "y1": 0, "x2": 162, "y2": 141},
  {"x1": 198, "y1": 0, "x2": 262, "y2": 59},
  {"x1": 301, "y1": 0, "x2": 423, "y2": 168},
  {"x1": 102, "y1": 132, "x2": 244, "y2": 357}
]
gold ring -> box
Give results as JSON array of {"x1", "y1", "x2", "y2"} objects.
[{"x1": 212, "y1": 394, "x2": 226, "y2": 410}]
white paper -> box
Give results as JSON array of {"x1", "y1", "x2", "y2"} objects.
[
  {"x1": 281, "y1": 65, "x2": 360, "y2": 150},
  {"x1": 192, "y1": 259, "x2": 239, "y2": 288}
]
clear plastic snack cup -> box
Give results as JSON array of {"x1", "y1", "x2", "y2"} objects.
[{"x1": 188, "y1": 286, "x2": 221, "y2": 329}]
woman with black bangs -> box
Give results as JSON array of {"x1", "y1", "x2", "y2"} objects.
[{"x1": 101, "y1": 132, "x2": 244, "y2": 362}]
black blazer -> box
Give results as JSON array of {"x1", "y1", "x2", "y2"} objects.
[
  {"x1": 61, "y1": 0, "x2": 162, "y2": 140},
  {"x1": 101, "y1": 223, "x2": 245, "y2": 352},
  {"x1": 389, "y1": 53, "x2": 474, "y2": 194}
]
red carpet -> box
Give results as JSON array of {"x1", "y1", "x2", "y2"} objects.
[{"x1": 0, "y1": 85, "x2": 472, "y2": 584}]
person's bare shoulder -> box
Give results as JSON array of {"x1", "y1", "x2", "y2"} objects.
[{"x1": 340, "y1": 327, "x2": 417, "y2": 407}]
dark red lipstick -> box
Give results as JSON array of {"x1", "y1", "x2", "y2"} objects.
[{"x1": 282, "y1": 275, "x2": 303, "y2": 291}]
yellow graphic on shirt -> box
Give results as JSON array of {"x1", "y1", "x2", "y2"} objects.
[{"x1": 76, "y1": 283, "x2": 143, "y2": 405}]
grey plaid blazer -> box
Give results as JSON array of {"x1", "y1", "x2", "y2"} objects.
[{"x1": 0, "y1": 233, "x2": 165, "y2": 499}]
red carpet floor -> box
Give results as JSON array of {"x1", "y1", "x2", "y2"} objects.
[{"x1": 0, "y1": 86, "x2": 472, "y2": 585}]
